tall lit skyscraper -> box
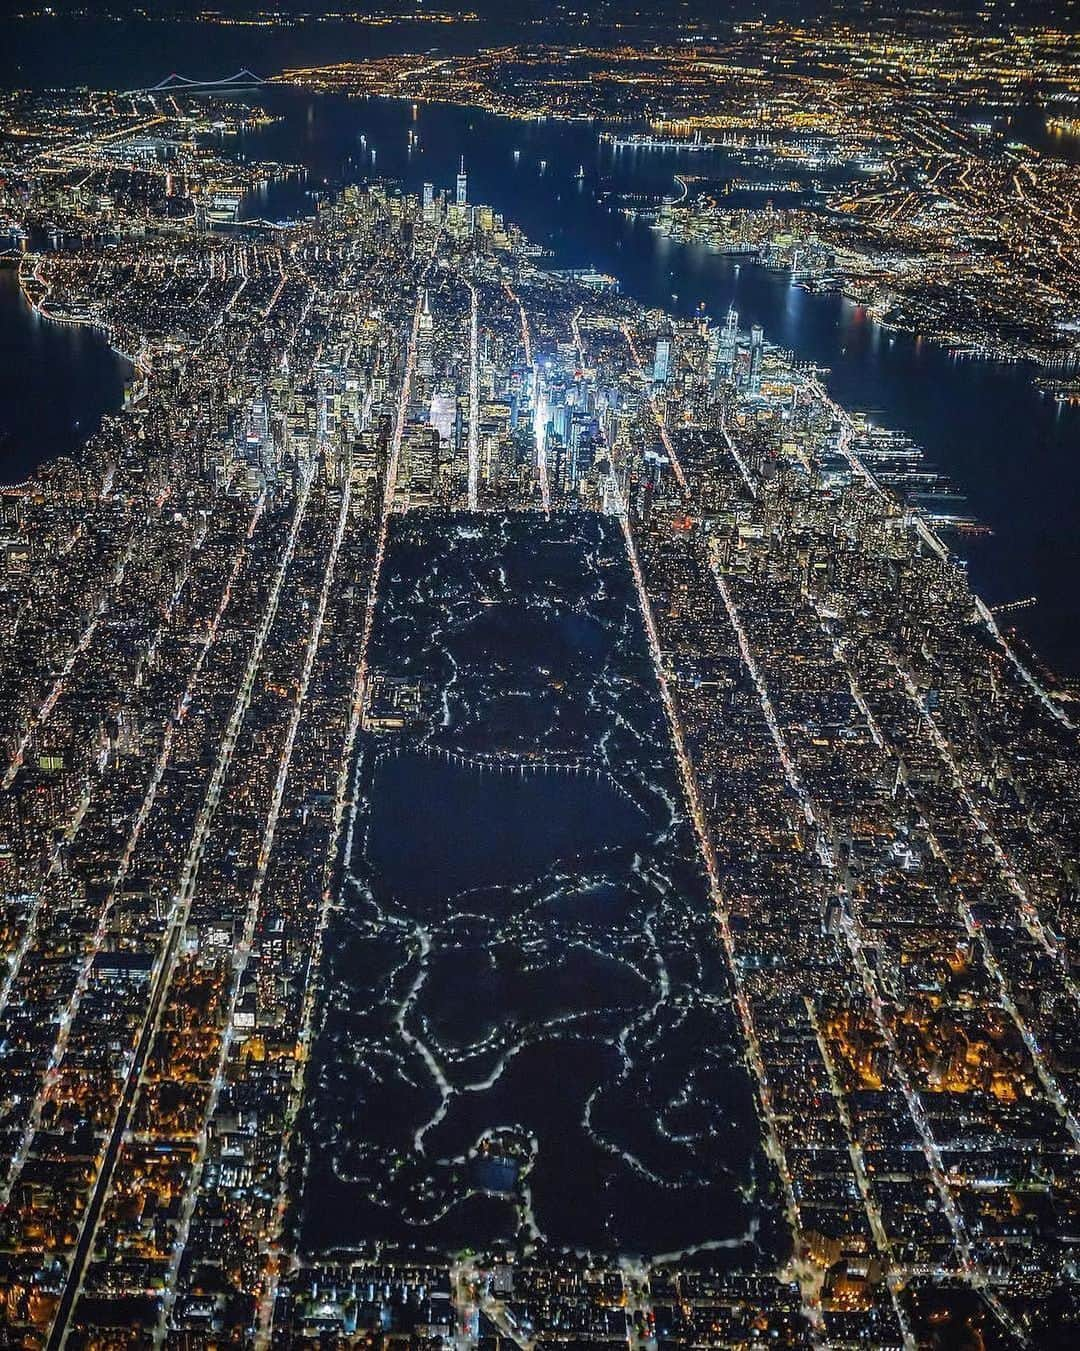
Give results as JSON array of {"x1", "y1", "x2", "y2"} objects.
[
  {"x1": 748, "y1": 324, "x2": 764, "y2": 395},
  {"x1": 653, "y1": 337, "x2": 671, "y2": 385},
  {"x1": 456, "y1": 157, "x2": 468, "y2": 207},
  {"x1": 712, "y1": 306, "x2": 738, "y2": 386},
  {"x1": 429, "y1": 390, "x2": 456, "y2": 443},
  {"x1": 416, "y1": 289, "x2": 434, "y2": 384}
]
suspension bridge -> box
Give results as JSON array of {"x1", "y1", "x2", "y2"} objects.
[{"x1": 123, "y1": 70, "x2": 268, "y2": 96}]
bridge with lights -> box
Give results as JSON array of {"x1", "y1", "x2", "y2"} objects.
[{"x1": 124, "y1": 69, "x2": 268, "y2": 96}]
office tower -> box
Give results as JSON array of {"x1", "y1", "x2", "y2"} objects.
[
  {"x1": 422, "y1": 181, "x2": 435, "y2": 223},
  {"x1": 653, "y1": 337, "x2": 671, "y2": 385},
  {"x1": 712, "y1": 306, "x2": 738, "y2": 386},
  {"x1": 238, "y1": 396, "x2": 279, "y2": 488},
  {"x1": 749, "y1": 323, "x2": 764, "y2": 395},
  {"x1": 416, "y1": 289, "x2": 434, "y2": 387},
  {"x1": 429, "y1": 391, "x2": 456, "y2": 444},
  {"x1": 401, "y1": 424, "x2": 439, "y2": 503},
  {"x1": 707, "y1": 324, "x2": 721, "y2": 375},
  {"x1": 456, "y1": 157, "x2": 468, "y2": 207}
]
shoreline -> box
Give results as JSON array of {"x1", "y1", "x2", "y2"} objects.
[
  {"x1": 17, "y1": 255, "x2": 142, "y2": 373},
  {"x1": 800, "y1": 369, "x2": 1077, "y2": 726},
  {"x1": 0, "y1": 261, "x2": 135, "y2": 490}
]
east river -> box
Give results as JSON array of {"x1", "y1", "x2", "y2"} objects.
[{"x1": 2, "y1": 26, "x2": 1078, "y2": 671}]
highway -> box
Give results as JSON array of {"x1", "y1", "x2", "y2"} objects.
[
  {"x1": 501, "y1": 276, "x2": 549, "y2": 514},
  {"x1": 802, "y1": 370, "x2": 1074, "y2": 734},
  {"x1": 621, "y1": 322, "x2": 689, "y2": 496},
  {"x1": 466, "y1": 278, "x2": 481, "y2": 510}
]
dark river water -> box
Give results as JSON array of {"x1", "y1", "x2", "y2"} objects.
[
  {"x1": 4, "y1": 19, "x2": 1080, "y2": 673},
  {"x1": 0, "y1": 266, "x2": 130, "y2": 486}
]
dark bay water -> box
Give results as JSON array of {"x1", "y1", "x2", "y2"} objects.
[{"x1": 4, "y1": 19, "x2": 1080, "y2": 672}]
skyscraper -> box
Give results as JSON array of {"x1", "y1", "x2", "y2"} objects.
[
  {"x1": 416, "y1": 289, "x2": 434, "y2": 385},
  {"x1": 748, "y1": 324, "x2": 764, "y2": 395},
  {"x1": 428, "y1": 390, "x2": 456, "y2": 444},
  {"x1": 456, "y1": 157, "x2": 468, "y2": 207},
  {"x1": 653, "y1": 337, "x2": 671, "y2": 385},
  {"x1": 712, "y1": 306, "x2": 738, "y2": 386}
]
